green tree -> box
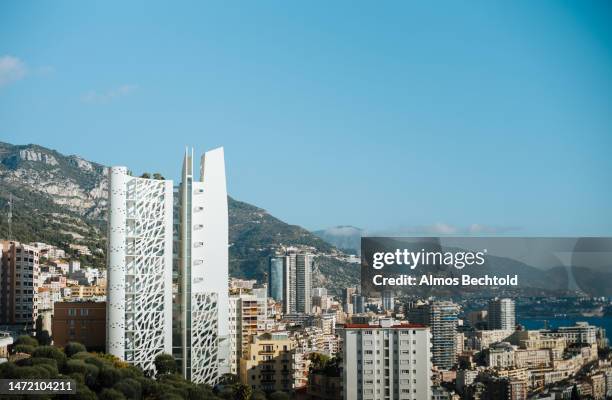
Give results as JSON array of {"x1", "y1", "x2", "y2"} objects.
[
  {"x1": 98, "y1": 388, "x2": 127, "y2": 400},
  {"x1": 154, "y1": 353, "x2": 177, "y2": 375},
  {"x1": 14, "y1": 344, "x2": 35, "y2": 354},
  {"x1": 268, "y1": 391, "x2": 290, "y2": 400},
  {"x1": 99, "y1": 365, "x2": 122, "y2": 388},
  {"x1": 113, "y1": 378, "x2": 142, "y2": 399},
  {"x1": 140, "y1": 172, "x2": 151, "y2": 179},
  {"x1": 220, "y1": 373, "x2": 239, "y2": 385},
  {"x1": 15, "y1": 335, "x2": 38, "y2": 347},
  {"x1": 73, "y1": 383, "x2": 97, "y2": 400},
  {"x1": 250, "y1": 389, "x2": 267, "y2": 400},
  {"x1": 308, "y1": 352, "x2": 330, "y2": 371},
  {"x1": 65, "y1": 342, "x2": 87, "y2": 357},
  {"x1": 233, "y1": 383, "x2": 251, "y2": 400},
  {"x1": 32, "y1": 346, "x2": 67, "y2": 368},
  {"x1": 35, "y1": 319, "x2": 52, "y2": 345},
  {"x1": 0, "y1": 362, "x2": 17, "y2": 378},
  {"x1": 153, "y1": 173, "x2": 165, "y2": 180},
  {"x1": 36, "y1": 330, "x2": 52, "y2": 346}
]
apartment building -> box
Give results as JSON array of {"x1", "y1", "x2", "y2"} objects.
[
  {"x1": 408, "y1": 301, "x2": 459, "y2": 370},
  {"x1": 53, "y1": 301, "x2": 106, "y2": 350},
  {"x1": 488, "y1": 298, "x2": 516, "y2": 330},
  {"x1": 229, "y1": 288, "x2": 269, "y2": 374},
  {"x1": 342, "y1": 319, "x2": 432, "y2": 400},
  {"x1": 0, "y1": 240, "x2": 40, "y2": 327},
  {"x1": 240, "y1": 331, "x2": 295, "y2": 393}
]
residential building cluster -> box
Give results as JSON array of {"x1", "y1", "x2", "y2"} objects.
[
  {"x1": 3, "y1": 150, "x2": 612, "y2": 400},
  {"x1": 0, "y1": 239, "x2": 106, "y2": 334}
]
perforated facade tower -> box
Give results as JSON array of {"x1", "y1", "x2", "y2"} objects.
[{"x1": 106, "y1": 167, "x2": 174, "y2": 373}]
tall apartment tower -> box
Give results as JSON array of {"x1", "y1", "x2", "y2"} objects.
[
  {"x1": 282, "y1": 253, "x2": 297, "y2": 314},
  {"x1": 382, "y1": 290, "x2": 395, "y2": 311},
  {"x1": 278, "y1": 251, "x2": 313, "y2": 314},
  {"x1": 343, "y1": 319, "x2": 433, "y2": 400},
  {"x1": 106, "y1": 167, "x2": 174, "y2": 373},
  {"x1": 488, "y1": 298, "x2": 516, "y2": 331},
  {"x1": 295, "y1": 253, "x2": 313, "y2": 314},
  {"x1": 408, "y1": 301, "x2": 459, "y2": 370},
  {"x1": 0, "y1": 241, "x2": 41, "y2": 327},
  {"x1": 173, "y1": 147, "x2": 230, "y2": 384}
]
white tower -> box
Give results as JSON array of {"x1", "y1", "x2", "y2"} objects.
[
  {"x1": 175, "y1": 147, "x2": 229, "y2": 384},
  {"x1": 106, "y1": 167, "x2": 173, "y2": 373}
]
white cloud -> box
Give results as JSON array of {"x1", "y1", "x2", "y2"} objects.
[
  {"x1": 0, "y1": 55, "x2": 27, "y2": 87},
  {"x1": 467, "y1": 224, "x2": 519, "y2": 234},
  {"x1": 81, "y1": 84, "x2": 138, "y2": 104},
  {"x1": 374, "y1": 223, "x2": 520, "y2": 236}
]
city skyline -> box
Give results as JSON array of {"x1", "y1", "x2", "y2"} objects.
[
  {"x1": 1, "y1": 1, "x2": 612, "y2": 235},
  {"x1": 1, "y1": 2, "x2": 612, "y2": 398}
]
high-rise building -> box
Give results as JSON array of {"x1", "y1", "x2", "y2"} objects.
[
  {"x1": 268, "y1": 256, "x2": 284, "y2": 302},
  {"x1": 276, "y1": 251, "x2": 314, "y2": 314},
  {"x1": 382, "y1": 290, "x2": 394, "y2": 311},
  {"x1": 283, "y1": 253, "x2": 297, "y2": 314},
  {"x1": 352, "y1": 294, "x2": 365, "y2": 314},
  {"x1": 342, "y1": 287, "x2": 356, "y2": 306},
  {"x1": 343, "y1": 319, "x2": 432, "y2": 400},
  {"x1": 106, "y1": 167, "x2": 174, "y2": 373},
  {"x1": 488, "y1": 298, "x2": 516, "y2": 330},
  {"x1": 295, "y1": 253, "x2": 313, "y2": 314},
  {"x1": 229, "y1": 289, "x2": 268, "y2": 375},
  {"x1": 173, "y1": 147, "x2": 230, "y2": 384},
  {"x1": 409, "y1": 301, "x2": 459, "y2": 370},
  {"x1": 107, "y1": 147, "x2": 229, "y2": 384},
  {"x1": 0, "y1": 241, "x2": 41, "y2": 327}
]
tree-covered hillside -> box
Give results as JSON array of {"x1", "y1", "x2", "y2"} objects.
[{"x1": 0, "y1": 141, "x2": 356, "y2": 288}]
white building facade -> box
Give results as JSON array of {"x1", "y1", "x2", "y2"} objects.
[
  {"x1": 488, "y1": 298, "x2": 516, "y2": 331},
  {"x1": 173, "y1": 147, "x2": 230, "y2": 384},
  {"x1": 106, "y1": 167, "x2": 174, "y2": 373},
  {"x1": 343, "y1": 319, "x2": 432, "y2": 400}
]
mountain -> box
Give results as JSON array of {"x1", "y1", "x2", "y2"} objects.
[
  {"x1": 0, "y1": 142, "x2": 359, "y2": 291},
  {"x1": 0, "y1": 143, "x2": 108, "y2": 267},
  {"x1": 314, "y1": 225, "x2": 364, "y2": 255}
]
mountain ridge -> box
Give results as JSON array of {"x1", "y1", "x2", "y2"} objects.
[{"x1": 0, "y1": 141, "x2": 359, "y2": 291}]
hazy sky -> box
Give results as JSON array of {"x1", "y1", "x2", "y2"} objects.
[{"x1": 1, "y1": 1, "x2": 611, "y2": 234}]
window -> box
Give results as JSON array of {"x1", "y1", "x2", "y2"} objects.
[
  {"x1": 68, "y1": 308, "x2": 76, "y2": 316},
  {"x1": 80, "y1": 309, "x2": 89, "y2": 316}
]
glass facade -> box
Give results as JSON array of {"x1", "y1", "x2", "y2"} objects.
[{"x1": 268, "y1": 257, "x2": 284, "y2": 302}]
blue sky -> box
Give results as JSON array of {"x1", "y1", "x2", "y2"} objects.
[{"x1": 1, "y1": 1, "x2": 611, "y2": 234}]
